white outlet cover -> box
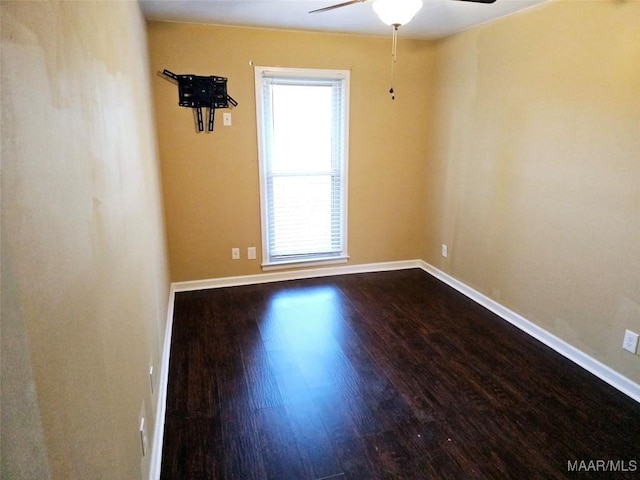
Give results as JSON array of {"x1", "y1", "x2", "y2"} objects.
[
  {"x1": 623, "y1": 330, "x2": 639, "y2": 354},
  {"x1": 139, "y1": 417, "x2": 148, "y2": 457},
  {"x1": 139, "y1": 400, "x2": 149, "y2": 458}
]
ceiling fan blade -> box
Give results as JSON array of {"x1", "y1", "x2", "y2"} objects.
[
  {"x1": 310, "y1": 0, "x2": 494, "y2": 15},
  {"x1": 309, "y1": 0, "x2": 367, "y2": 14}
]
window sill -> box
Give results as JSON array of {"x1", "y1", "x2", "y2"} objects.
[{"x1": 262, "y1": 255, "x2": 349, "y2": 272}]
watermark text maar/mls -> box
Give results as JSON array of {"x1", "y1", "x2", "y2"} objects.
[{"x1": 567, "y1": 460, "x2": 637, "y2": 473}]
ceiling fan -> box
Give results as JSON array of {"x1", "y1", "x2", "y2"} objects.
[
  {"x1": 310, "y1": 0, "x2": 497, "y2": 16},
  {"x1": 310, "y1": 0, "x2": 497, "y2": 99}
]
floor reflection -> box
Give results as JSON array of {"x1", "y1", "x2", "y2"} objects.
[{"x1": 255, "y1": 285, "x2": 355, "y2": 407}]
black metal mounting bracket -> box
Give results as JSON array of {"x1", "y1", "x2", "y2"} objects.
[{"x1": 163, "y1": 69, "x2": 238, "y2": 132}]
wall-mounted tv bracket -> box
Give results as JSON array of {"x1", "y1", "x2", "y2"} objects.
[{"x1": 162, "y1": 69, "x2": 238, "y2": 132}]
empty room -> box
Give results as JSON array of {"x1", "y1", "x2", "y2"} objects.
[{"x1": 1, "y1": 0, "x2": 639, "y2": 479}]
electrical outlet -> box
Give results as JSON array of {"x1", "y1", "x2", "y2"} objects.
[
  {"x1": 622, "y1": 330, "x2": 639, "y2": 354},
  {"x1": 248, "y1": 246, "x2": 256, "y2": 260},
  {"x1": 442, "y1": 244, "x2": 448, "y2": 258},
  {"x1": 139, "y1": 402, "x2": 149, "y2": 458},
  {"x1": 231, "y1": 248, "x2": 240, "y2": 260},
  {"x1": 149, "y1": 366, "x2": 154, "y2": 395},
  {"x1": 139, "y1": 416, "x2": 148, "y2": 457}
]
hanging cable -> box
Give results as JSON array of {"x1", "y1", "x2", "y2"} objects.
[{"x1": 389, "y1": 24, "x2": 399, "y2": 100}]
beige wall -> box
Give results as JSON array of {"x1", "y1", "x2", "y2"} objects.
[
  {"x1": 3, "y1": 0, "x2": 636, "y2": 477},
  {"x1": 426, "y1": 0, "x2": 640, "y2": 383},
  {"x1": 147, "y1": 22, "x2": 433, "y2": 282},
  {"x1": 1, "y1": 2, "x2": 169, "y2": 479}
]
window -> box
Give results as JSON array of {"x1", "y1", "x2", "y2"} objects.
[{"x1": 255, "y1": 67, "x2": 350, "y2": 269}]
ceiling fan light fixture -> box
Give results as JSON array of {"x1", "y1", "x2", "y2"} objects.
[{"x1": 373, "y1": 0, "x2": 423, "y2": 27}]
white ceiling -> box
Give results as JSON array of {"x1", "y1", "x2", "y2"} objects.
[{"x1": 140, "y1": 0, "x2": 550, "y2": 40}]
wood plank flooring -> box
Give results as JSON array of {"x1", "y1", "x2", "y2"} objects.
[{"x1": 161, "y1": 269, "x2": 640, "y2": 479}]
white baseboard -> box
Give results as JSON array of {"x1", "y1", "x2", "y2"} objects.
[
  {"x1": 149, "y1": 285, "x2": 176, "y2": 480},
  {"x1": 150, "y1": 258, "x2": 639, "y2": 478},
  {"x1": 417, "y1": 260, "x2": 640, "y2": 404},
  {"x1": 171, "y1": 260, "x2": 422, "y2": 292}
]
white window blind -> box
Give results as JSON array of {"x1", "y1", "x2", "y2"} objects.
[{"x1": 255, "y1": 67, "x2": 349, "y2": 269}]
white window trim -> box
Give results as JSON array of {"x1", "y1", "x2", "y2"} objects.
[{"x1": 254, "y1": 66, "x2": 350, "y2": 270}]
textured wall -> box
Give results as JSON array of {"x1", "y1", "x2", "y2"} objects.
[
  {"x1": 1, "y1": 1, "x2": 169, "y2": 478},
  {"x1": 147, "y1": 22, "x2": 433, "y2": 282},
  {"x1": 426, "y1": 0, "x2": 640, "y2": 383}
]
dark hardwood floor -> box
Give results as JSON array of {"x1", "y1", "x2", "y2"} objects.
[{"x1": 161, "y1": 269, "x2": 640, "y2": 479}]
